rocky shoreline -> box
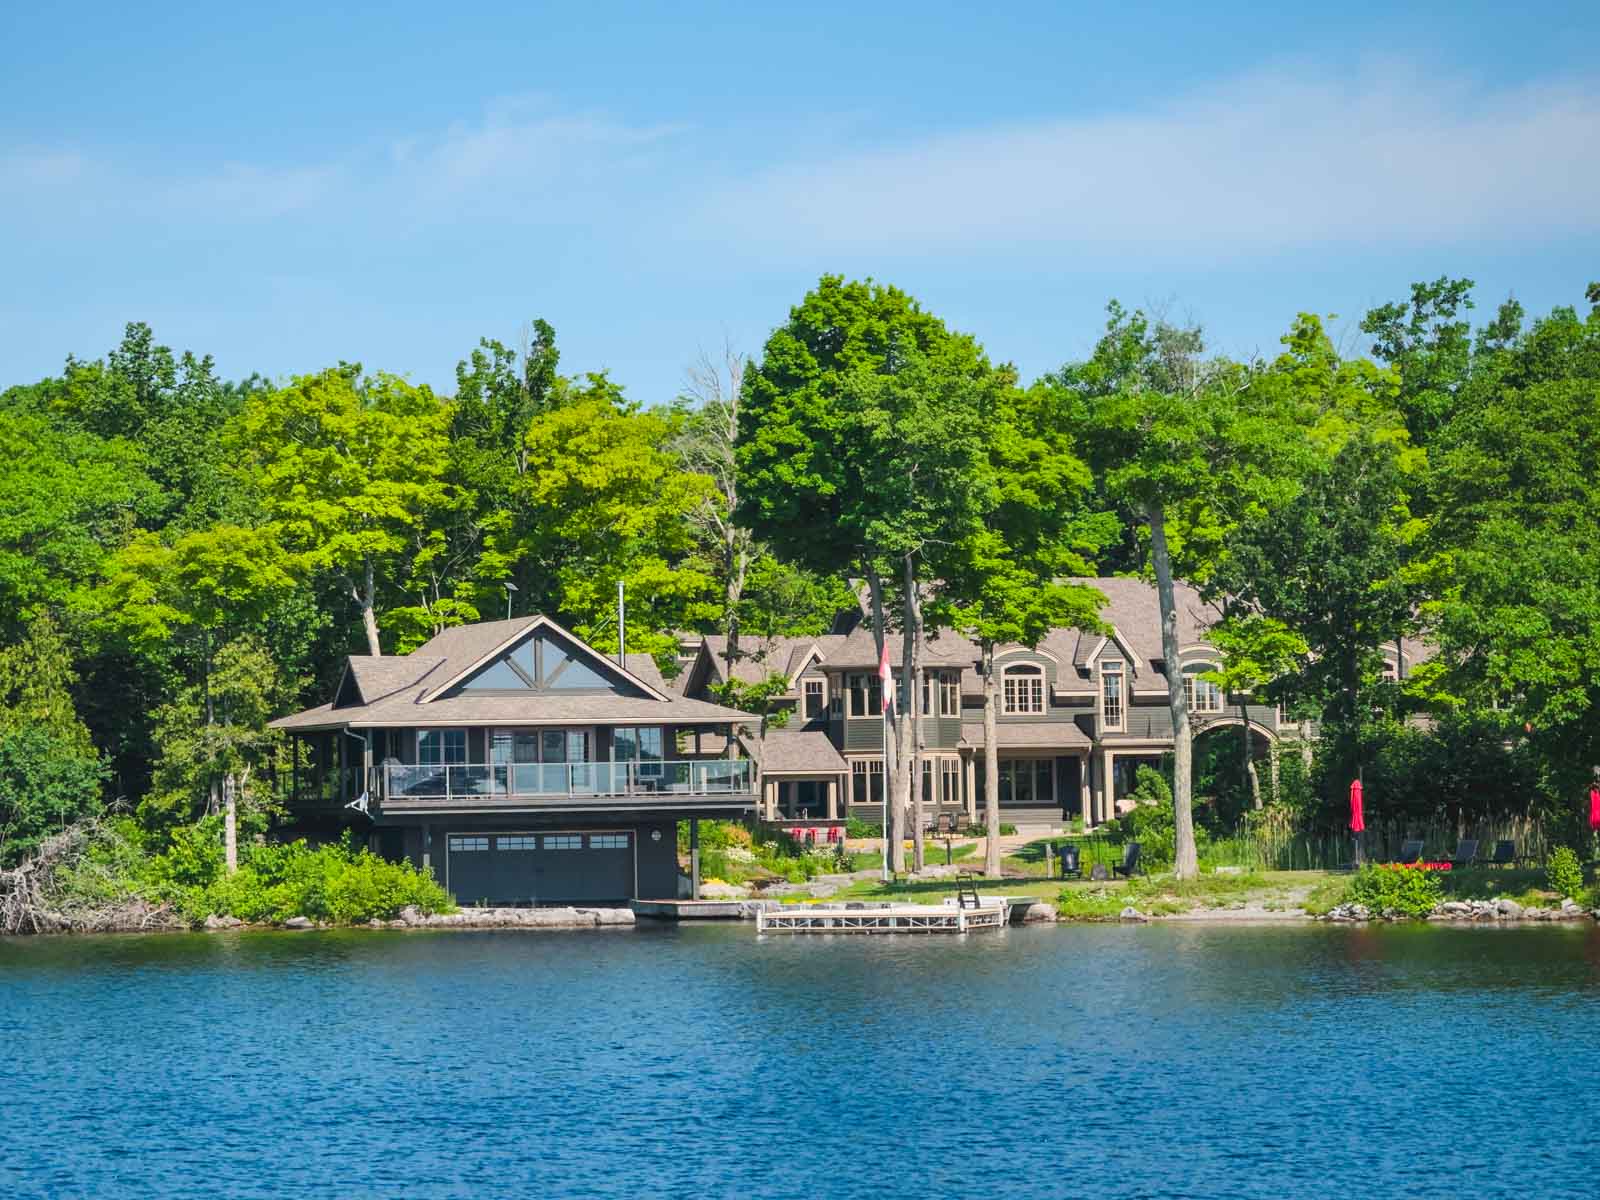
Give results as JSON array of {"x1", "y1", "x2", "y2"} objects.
[
  {"x1": 1323, "y1": 897, "x2": 1597, "y2": 923},
  {"x1": 198, "y1": 905, "x2": 637, "y2": 931}
]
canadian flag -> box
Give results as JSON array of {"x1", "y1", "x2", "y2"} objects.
[{"x1": 878, "y1": 640, "x2": 895, "y2": 713}]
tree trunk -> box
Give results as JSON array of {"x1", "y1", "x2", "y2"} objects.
[
  {"x1": 223, "y1": 774, "x2": 238, "y2": 873},
  {"x1": 1149, "y1": 504, "x2": 1198, "y2": 879},
  {"x1": 982, "y1": 640, "x2": 1001, "y2": 878},
  {"x1": 359, "y1": 558, "x2": 382, "y2": 657},
  {"x1": 902, "y1": 555, "x2": 924, "y2": 873},
  {"x1": 865, "y1": 567, "x2": 903, "y2": 873},
  {"x1": 1241, "y1": 701, "x2": 1261, "y2": 810}
]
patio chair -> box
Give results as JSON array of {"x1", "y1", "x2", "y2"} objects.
[
  {"x1": 1113, "y1": 841, "x2": 1143, "y2": 879},
  {"x1": 1392, "y1": 839, "x2": 1424, "y2": 865},
  {"x1": 1058, "y1": 842, "x2": 1083, "y2": 880},
  {"x1": 1484, "y1": 840, "x2": 1517, "y2": 869},
  {"x1": 1447, "y1": 838, "x2": 1479, "y2": 870},
  {"x1": 934, "y1": 812, "x2": 956, "y2": 837}
]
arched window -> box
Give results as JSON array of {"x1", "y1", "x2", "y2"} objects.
[{"x1": 1002, "y1": 663, "x2": 1045, "y2": 714}]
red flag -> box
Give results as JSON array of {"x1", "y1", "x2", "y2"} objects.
[
  {"x1": 1588, "y1": 785, "x2": 1600, "y2": 831},
  {"x1": 878, "y1": 640, "x2": 894, "y2": 714},
  {"x1": 1349, "y1": 778, "x2": 1365, "y2": 833}
]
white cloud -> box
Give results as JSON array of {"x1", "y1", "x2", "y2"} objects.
[{"x1": 700, "y1": 63, "x2": 1600, "y2": 260}]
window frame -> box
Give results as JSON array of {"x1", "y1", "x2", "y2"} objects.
[
  {"x1": 804, "y1": 678, "x2": 826, "y2": 719},
  {"x1": 1184, "y1": 669, "x2": 1223, "y2": 714},
  {"x1": 1101, "y1": 660, "x2": 1125, "y2": 731},
  {"x1": 418, "y1": 728, "x2": 468, "y2": 765},
  {"x1": 1001, "y1": 664, "x2": 1046, "y2": 715}
]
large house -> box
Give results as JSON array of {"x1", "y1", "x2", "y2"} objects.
[
  {"x1": 677, "y1": 577, "x2": 1385, "y2": 831},
  {"x1": 270, "y1": 615, "x2": 756, "y2": 905}
]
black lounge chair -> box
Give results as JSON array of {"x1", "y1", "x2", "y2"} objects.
[
  {"x1": 1484, "y1": 840, "x2": 1517, "y2": 869},
  {"x1": 1448, "y1": 838, "x2": 1479, "y2": 870},
  {"x1": 1113, "y1": 841, "x2": 1143, "y2": 879},
  {"x1": 1058, "y1": 842, "x2": 1083, "y2": 880},
  {"x1": 1392, "y1": 839, "x2": 1424, "y2": 865}
]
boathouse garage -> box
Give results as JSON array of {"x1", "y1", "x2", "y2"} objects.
[{"x1": 269, "y1": 615, "x2": 758, "y2": 905}]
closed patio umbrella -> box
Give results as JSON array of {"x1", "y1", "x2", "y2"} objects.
[
  {"x1": 1588, "y1": 785, "x2": 1599, "y2": 830},
  {"x1": 1349, "y1": 778, "x2": 1365, "y2": 866}
]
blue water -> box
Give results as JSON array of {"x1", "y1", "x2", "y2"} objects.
[{"x1": 4, "y1": 922, "x2": 1599, "y2": 1199}]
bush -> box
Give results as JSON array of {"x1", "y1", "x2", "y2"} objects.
[
  {"x1": 998, "y1": 823, "x2": 1017, "y2": 836},
  {"x1": 845, "y1": 816, "x2": 878, "y2": 839},
  {"x1": 1345, "y1": 865, "x2": 1442, "y2": 918},
  {"x1": 1110, "y1": 767, "x2": 1177, "y2": 867},
  {"x1": 1545, "y1": 846, "x2": 1583, "y2": 900}
]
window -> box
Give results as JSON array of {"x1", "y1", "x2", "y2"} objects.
[
  {"x1": 1002, "y1": 664, "x2": 1045, "y2": 714},
  {"x1": 613, "y1": 726, "x2": 663, "y2": 762},
  {"x1": 589, "y1": 834, "x2": 629, "y2": 850},
  {"x1": 851, "y1": 759, "x2": 885, "y2": 805},
  {"x1": 496, "y1": 835, "x2": 536, "y2": 850},
  {"x1": 1185, "y1": 670, "x2": 1222, "y2": 713},
  {"x1": 543, "y1": 834, "x2": 583, "y2": 850},
  {"x1": 1101, "y1": 661, "x2": 1124, "y2": 730},
  {"x1": 419, "y1": 729, "x2": 467, "y2": 765},
  {"x1": 804, "y1": 679, "x2": 825, "y2": 719},
  {"x1": 999, "y1": 760, "x2": 1053, "y2": 807},
  {"x1": 448, "y1": 836, "x2": 488, "y2": 852},
  {"x1": 942, "y1": 759, "x2": 961, "y2": 806},
  {"x1": 940, "y1": 673, "x2": 959, "y2": 716},
  {"x1": 847, "y1": 673, "x2": 882, "y2": 717}
]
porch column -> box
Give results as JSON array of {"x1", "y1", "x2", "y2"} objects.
[
  {"x1": 1079, "y1": 753, "x2": 1092, "y2": 826},
  {"x1": 826, "y1": 778, "x2": 838, "y2": 820},
  {"x1": 422, "y1": 824, "x2": 436, "y2": 878},
  {"x1": 1097, "y1": 748, "x2": 1114, "y2": 825},
  {"x1": 964, "y1": 754, "x2": 977, "y2": 821},
  {"x1": 690, "y1": 817, "x2": 700, "y2": 901}
]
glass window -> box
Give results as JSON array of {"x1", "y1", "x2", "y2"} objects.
[
  {"x1": 543, "y1": 834, "x2": 583, "y2": 850},
  {"x1": 496, "y1": 835, "x2": 536, "y2": 850},
  {"x1": 541, "y1": 729, "x2": 567, "y2": 763},
  {"x1": 461, "y1": 656, "x2": 531, "y2": 690},
  {"x1": 851, "y1": 760, "x2": 884, "y2": 805},
  {"x1": 940, "y1": 674, "x2": 960, "y2": 716},
  {"x1": 448, "y1": 835, "x2": 488, "y2": 852},
  {"x1": 1002, "y1": 665, "x2": 1045, "y2": 714},
  {"x1": 1101, "y1": 661, "x2": 1124, "y2": 730},
  {"x1": 847, "y1": 673, "x2": 882, "y2": 717},
  {"x1": 804, "y1": 679, "x2": 825, "y2": 719},
  {"x1": 589, "y1": 834, "x2": 629, "y2": 849},
  {"x1": 419, "y1": 729, "x2": 467, "y2": 765},
  {"x1": 1185, "y1": 671, "x2": 1222, "y2": 713}
]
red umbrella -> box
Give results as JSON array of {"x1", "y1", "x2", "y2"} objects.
[
  {"x1": 1588, "y1": 785, "x2": 1600, "y2": 831},
  {"x1": 1349, "y1": 778, "x2": 1366, "y2": 833}
]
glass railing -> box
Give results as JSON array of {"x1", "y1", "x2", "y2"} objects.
[{"x1": 383, "y1": 759, "x2": 752, "y2": 803}]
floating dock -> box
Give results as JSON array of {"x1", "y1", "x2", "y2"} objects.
[{"x1": 755, "y1": 901, "x2": 1008, "y2": 934}]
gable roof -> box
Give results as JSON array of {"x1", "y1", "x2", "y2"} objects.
[
  {"x1": 269, "y1": 615, "x2": 749, "y2": 733},
  {"x1": 416, "y1": 614, "x2": 671, "y2": 703}
]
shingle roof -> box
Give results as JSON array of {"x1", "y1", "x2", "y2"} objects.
[
  {"x1": 959, "y1": 721, "x2": 1091, "y2": 750},
  {"x1": 270, "y1": 616, "x2": 751, "y2": 732},
  {"x1": 759, "y1": 730, "x2": 849, "y2": 775}
]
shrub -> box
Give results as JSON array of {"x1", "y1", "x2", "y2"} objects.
[
  {"x1": 1110, "y1": 767, "x2": 1177, "y2": 867},
  {"x1": 998, "y1": 823, "x2": 1017, "y2": 836},
  {"x1": 1545, "y1": 846, "x2": 1583, "y2": 900},
  {"x1": 845, "y1": 816, "x2": 878, "y2": 839},
  {"x1": 1345, "y1": 865, "x2": 1442, "y2": 918}
]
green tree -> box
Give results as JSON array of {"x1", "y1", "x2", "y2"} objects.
[
  {"x1": 1052, "y1": 303, "x2": 1304, "y2": 878},
  {"x1": 738, "y1": 277, "x2": 1002, "y2": 871},
  {"x1": 230, "y1": 366, "x2": 453, "y2": 656}
]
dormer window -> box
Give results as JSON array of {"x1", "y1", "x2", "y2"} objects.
[
  {"x1": 1101, "y1": 660, "x2": 1125, "y2": 731},
  {"x1": 1002, "y1": 664, "x2": 1045, "y2": 714}
]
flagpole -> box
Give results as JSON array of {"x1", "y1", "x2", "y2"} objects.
[{"x1": 878, "y1": 640, "x2": 895, "y2": 883}]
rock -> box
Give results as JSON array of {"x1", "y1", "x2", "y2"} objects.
[
  {"x1": 1022, "y1": 902, "x2": 1057, "y2": 923},
  {"x1": 282, "y1": 916, "x2": 314, "y2": 930},
  {"x1": 1437, "y1": 901, "x2": 1473, "y2": 917},
  {"x1": 1118, "y1": 906, "x2": 1149, "y2": 923},
  {"x1": 1350, "y1": 904, "x2": 1371, "y2": 921},
  {"x1": 1496, "y1": 899, "x2": 1524, "y2": 920},
  {"x1": 1212, "y1": 866, "x2": 1244, "y2": 875},
  {"x1": 737, "y1": 899, "x2": 778, "y2": 919},
  {"x1": 203, "y1": 914, "x2": 243, "y2": 930},
  {"x1": 398, "y1": 905, "x2": 425, "y2": 927},
  {"x1": 806, "y1": 883, "x2": 839, "y2": 899},
  {"x1": 700, "y1": 881, "x2": 751, "y2": 899}
]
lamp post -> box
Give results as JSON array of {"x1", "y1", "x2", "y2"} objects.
[{"x1": 503, "y1": 580, "x2": 518, "y2": 620}]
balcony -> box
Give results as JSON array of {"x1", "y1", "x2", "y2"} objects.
[{"x1": 377, "y1": 758, "x2": 755, "y2": 814}]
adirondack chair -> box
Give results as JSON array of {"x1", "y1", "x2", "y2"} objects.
[
  {"x1": 1113, "y1": 841, "x2": 1143, "y2": 879},
  {"x1": 1448, "y1": 838, "x2": 1479, "y2": 870},
  {"x1": 1484, "y1": 840, "x2": 1517, "y2": 869},
  {"x1": 1392, "y1": 839, "x2": 1424, "y2": 865}
]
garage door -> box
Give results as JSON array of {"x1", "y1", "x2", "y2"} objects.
[{"x1": 446, "y1": 831, "x2": 634, "y2": 905}]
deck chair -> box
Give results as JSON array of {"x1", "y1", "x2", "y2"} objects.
[
  {"x1": 935, "y1": 812, "x2": 957, "y2": 837},
  {"x1": 1058, "y1": 841, "x2": 1083, "y2": 880},
  {"x1": 1485, "y1": 840, "x2": 1517, "y2": 869},
  {"x1": 1447, "y1": 838, "x2": 1479, "y2": 870},
  {"x1": 1113, "y1": 841, "x2": 1143, "y2": 879},
  {"x1": 1393, "y1": 839, "x2": 1424, "y2": 865}
]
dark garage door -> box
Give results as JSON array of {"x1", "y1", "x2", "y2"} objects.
[{"x1": 446, "y1": 831, "x2": 634, "y2": 905}]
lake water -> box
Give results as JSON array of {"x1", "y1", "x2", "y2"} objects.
[{"x1": 4, "y1": 922, "x2": 1599, "y2": 1199}]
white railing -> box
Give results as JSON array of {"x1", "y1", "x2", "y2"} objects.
[{"x1": 383, "y1": 759, "x2": 752, "y2": 804}]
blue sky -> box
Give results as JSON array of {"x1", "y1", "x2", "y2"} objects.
[{"x1": 3, "y1": 1, "x2": 1597, "y2": 401}]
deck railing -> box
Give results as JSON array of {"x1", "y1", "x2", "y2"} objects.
[{"x1": 382, "y1": 758, "x2": 753, "y2": 804}]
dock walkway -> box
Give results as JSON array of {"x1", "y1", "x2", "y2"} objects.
[{"x1": 755, "y1": 901, "x2": 1007, "y2": 934}]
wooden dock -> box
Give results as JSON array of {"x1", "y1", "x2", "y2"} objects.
[{"x1": 755, "y1": 902, "x2": 1007, "y2": 934}]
